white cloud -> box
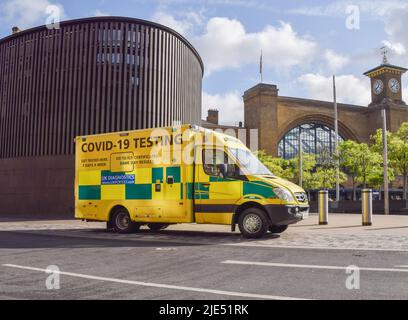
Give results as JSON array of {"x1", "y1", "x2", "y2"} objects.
[
  {"x1": 297, "y1": 73, "x2": 371, "y2": 106},
  {"x1": 194, "y1": 17, "x2": 317, "y2": 74},
  {"x1": 152, "y1": 10, "x2": 205, "y2": 36},
  {"x1": 324, "y1": 49, "x2": 349, "y2": 72},
  {"x1": 202, "y1": 91, "x2": 243, "y2": 125},
  {"x1": 152, "y1": 11, "x2": 191, "y2": 35},
  {"x1": 289, "y1": 0, "x2": 407, "y2": 18},
  {"x1": 93, "y1": 9, "x2": 109, "y2": 17},
  {"x1": 381, "y1": 40, "x2": 406, "y2": 56},
  {"x1": 383, "y1": 6, "x2": 408, "y2": 58},
  {"x1": 1, "y1": 0, "x2": 64, "y2": 29}
]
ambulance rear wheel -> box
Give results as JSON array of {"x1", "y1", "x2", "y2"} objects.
[
  {"x1": 147, "y1": 223, "x2": 169, "y2": 231},
  {"x1": 269, "y1": 225, "x2": 288, "y2": 234},
  {"x1": 238, "y1": 208, "x2": 269, "y2": 239},
  {"x1": 111, "y1": 209, "x2": 137, "y2": 234}
]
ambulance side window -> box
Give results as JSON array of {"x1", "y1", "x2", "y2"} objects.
[
  {"x1": 203, "y1": 149, "x2": 223, "y2": 176},
  {"x1": 202, "y1": 149, "x2": 240, "y2": 178}
]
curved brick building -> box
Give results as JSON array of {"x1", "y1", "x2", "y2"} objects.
[{"x1": 0, "y1": 17, "x2": 203, "y2": 216}]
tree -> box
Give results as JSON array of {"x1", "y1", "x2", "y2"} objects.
[
  {"x1": 314, "y1": 147, "x2": 347, "y2": 190},
  {"x1": 366, "y1": 164, "x2": 394, "y2": 200},
  {"x1": 338, "y1": 140, "x2": 383, "y2": 200},
  {"x1": 356, "y1": 143, "x2": 383, "y2": 188},
  {"x1": 314, "y1": 167, "x2": 347, "y2": 190},
  {"x1": 338, "y1": 141, "x2": 360, "y2": 200},
  {"x1": 290, "y1": 153, "x2": 320, "y2": 196},
  {"x1": 370, "y1": 128, "x2": 393, "y2": 154},
  {"x1": 391, "y1": 127, "x2": 408, "y2": 200},
  {"x1": 371, "y1": 125, "x2": 408, "y2": 200}
]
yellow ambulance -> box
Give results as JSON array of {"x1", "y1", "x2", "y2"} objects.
[{"x1": 75, "y1": 125, "x2": 309, "y2": 238}]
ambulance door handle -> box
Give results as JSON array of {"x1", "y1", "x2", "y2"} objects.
[{"x1": 167, "y1": 176, "x2": 174, "y2": 185}]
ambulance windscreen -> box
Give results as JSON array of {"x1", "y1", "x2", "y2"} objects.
[{"x1": 229, "y1": 148, "x2": 273, "y2": 176}]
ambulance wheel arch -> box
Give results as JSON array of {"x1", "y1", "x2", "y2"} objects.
[
  {"x1": 232, "y1": 202, "x2": 272, "y2": 231},
  {"x1": 108, "y1": 205, "x2": 140, "y2": 233}
]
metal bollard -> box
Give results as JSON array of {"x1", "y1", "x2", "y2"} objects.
[
  {"x1": 362, "y1": 189, "x2": 373, "y2": 226},
  {"x1": 318, "y1": 190, "x2": 329, "y2": 225}
]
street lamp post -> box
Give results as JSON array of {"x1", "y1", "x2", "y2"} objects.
[
  {"x1": 382, "y1": 108, "x2": 390, "y2": 215},
  {"x1": 333, "y1": 76, "x2": 340, "y2": 203},
  {"x1": 298, "y1": 126, "x2": 303, "y2": 188}
]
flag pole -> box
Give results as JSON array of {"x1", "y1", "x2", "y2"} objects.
[{"x1": 260, "y1": 49, "x2": 263, "y2": 83}]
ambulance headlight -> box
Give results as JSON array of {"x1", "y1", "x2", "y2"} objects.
[{"x1": 273, "y1": 188, "x2": 295, "y2": 203}]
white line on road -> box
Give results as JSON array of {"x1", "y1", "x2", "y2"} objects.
[
  {"x1": 223, "y1": 243, "x2": 408, "y2": 252},
  {"x1": 2, "y1": 264, "x2": 308, "y2": 300},
  {"x1": 222, "y1": 260, "x2": 408, "y2": 273}
]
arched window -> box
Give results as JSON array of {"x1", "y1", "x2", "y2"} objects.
[{"x1": 278, "y1": 123, "x2": 344, "y2": 159}]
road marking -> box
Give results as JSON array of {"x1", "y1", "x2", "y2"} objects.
[
  {"x1": 394, "y1": 265, "x2": 408, "y2": 268},
  {"x1": 2, "y1": 264, "x2": 308, "y2": 300},
  {"x1": 223, "y1": 243, "x2": 408, "y2": 252},
  {"x1": 222, "y1": 260, "x2": 408, "y2": 273}
]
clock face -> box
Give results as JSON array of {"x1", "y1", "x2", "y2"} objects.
[
  {"x1": 389, "y1": 78, "x2": 400, "y2": 93},
  {"x1": 373, "y1": 79, "x2": 384, "y2": 95}
]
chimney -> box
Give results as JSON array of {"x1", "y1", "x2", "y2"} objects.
[
  {"x1": 206, "y1": 109, "x2": 219, "y2": 125},
  {"x1": 12, "y1": 26, "x2": 21, "y2": 35}
]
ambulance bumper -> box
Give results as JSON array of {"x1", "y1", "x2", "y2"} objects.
[{"x1": 264, "y1": 204, "x2": 308, "y2": 226}]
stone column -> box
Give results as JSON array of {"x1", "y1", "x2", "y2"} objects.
[{"x1": 243, "y1": 84, "x2": 279, "y2": 156}]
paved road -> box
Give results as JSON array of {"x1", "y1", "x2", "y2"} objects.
[{"x1": 1, "y1": 218, "x2": 408, "y2": 300}]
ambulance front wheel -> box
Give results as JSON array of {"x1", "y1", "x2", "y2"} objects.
[
  {"x1": 111, "y1": 208, "x2": 138, "y2": 234},
  {"x1": 238, "y1": 208, "x2": 269, "y2": 239}
]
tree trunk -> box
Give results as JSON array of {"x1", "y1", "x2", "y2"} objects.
[{"x1": 379, "y1": 185, "x2": 382, "y2": 201}]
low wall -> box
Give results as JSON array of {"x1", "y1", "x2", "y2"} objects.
[
  {"x1": 309, "y1": 200, "x2": 408, "y2": 215},
  {"x1": 0, "y1": 155, "x2": 75, "y2": 219}
]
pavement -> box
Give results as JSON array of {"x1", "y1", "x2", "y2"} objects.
[{"x1": 1, "y1": 214, "x2": 408, "y2": 300}]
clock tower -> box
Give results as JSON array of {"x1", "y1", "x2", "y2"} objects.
[
  {"x1": 364, "y1": 48, "x2": 407, "y2": 106},
  {"x1": 362, "y1": 48, "x2": 408, "y2": 137}
]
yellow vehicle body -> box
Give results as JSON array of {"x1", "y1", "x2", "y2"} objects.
[{"x1": 75, "y1": 125, "x2": 309, "y2": 237}]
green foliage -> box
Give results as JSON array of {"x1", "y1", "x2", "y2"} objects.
[
  {"x1": 339, "y1": 140, "x2": 384, "y2": 190},
  {"x1": 391, "y1": 127, "x2": 408, "y2": 199},
  {"x1": 314, "y1": 167, "x2": 347, "y2": 190},
  {"x1": 370, "y1": 128, "x2": 392, "y2": 154},
  {"x1": 314, "y1": 147, "x2": 347, "y2": 190},
  {"x1": 397, "y1": 122, "x2": 408, "y2": 140},
  {"x1": 370, "y1": 124, "x2": 408, "y2": 199},
  {"x1": 290, "y1": 153, "x2": 320, "y2": 190}
]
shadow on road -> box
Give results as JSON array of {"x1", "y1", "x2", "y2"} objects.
[
  {"x1": 309, "y1": 225, "x2": 362, "y2": 230},
  {"x1": 366, "y1": 226, "x2": 408, "y2": 231},
  {"x1": 0, "y1": 229, "x2": 280, "y2": 250}
]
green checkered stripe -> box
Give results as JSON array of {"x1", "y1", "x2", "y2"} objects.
[
  {"x1": 79, "y1": 167, "x2": 185, "y2": 200},
  {"x1": 79, "y1": 169, "x2": 277, "y2": 201}
]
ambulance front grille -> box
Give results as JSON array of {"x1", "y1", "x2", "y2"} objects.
[{"x1": 295, "y1": 192, "x2": 308, "y2": 203}]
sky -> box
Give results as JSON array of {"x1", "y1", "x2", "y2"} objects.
[{"x1": 1, "y1": 0, "x2": 408, "y2": 126}]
